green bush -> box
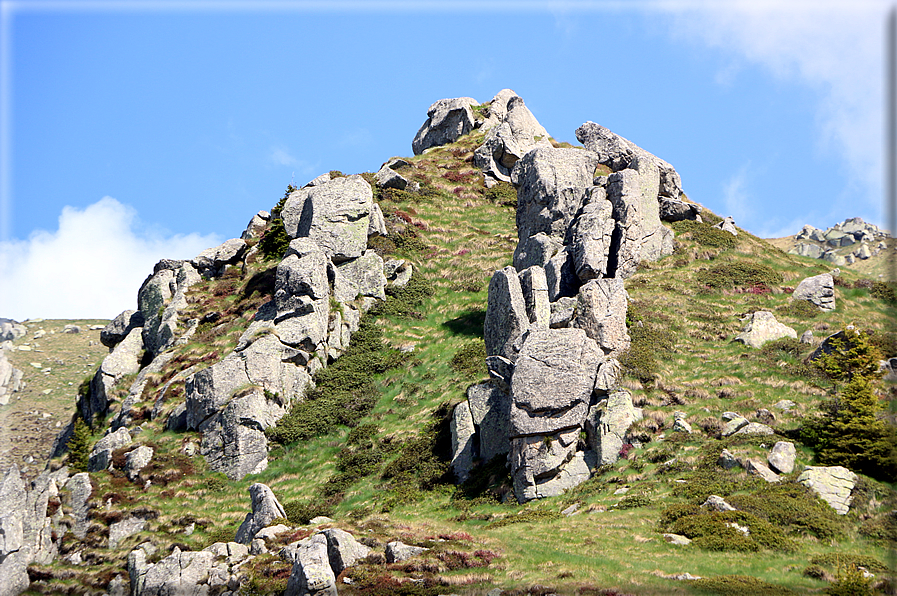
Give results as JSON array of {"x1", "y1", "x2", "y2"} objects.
[
  {"x1": 667, "y1": 510, "x2": 794, "y2": 552},
  {"x1": 810, "y1": 553, "x2": 890, "y2": 573},
  {"x1": 368, "y1": 274, "x2": 435, "y2": 319},
  {"x1": 616, "y1": 494, "x2": 652, "y2": 509},
  {"x1": 859, "y1": 511, "x2": 897, "y2": 543},
  {"x1": 619, "y1": 302, "x2": 677, "y2": 384},
  {"x1": 825, "y1": 564, "x2": 875, "y2": 596},
  {"x1": 258, "y1": 218, "x2": 290, "y2": 261},
  {"x1": 776, "y1": 299, "x2": 820, "y2": 319},
  {"x1": 870, "y1": 280, "x2": 897, "y2": 303},
  {"x1": 267, "y1": 318, "x2": 406, "y2": 445},
  {"x1": 691, "y1": 575, "x2": 798, "y2": 596},
  {"x1": 727, "y1": 483, "x2": 844, "y2": 540},
  {"x1": 485, "y1": 509, "x2": 562, "y2": 529},
  {"x1": 283, "y1": 499, "x2": 334, "y2": 525},
  {"x1": 671, "y1": 220, "x2": 739, "y2": 249},
  {"x1": 66, "y1": 417, "x2": 92, "y2": 472},
  {"x1": 696, "y1": 261, "x2": 783, "y2": 290},
  {"x1": 484, "y1": 181, "x2": 517, "y2": 207},
  {"x1": 381, "y1": 405, "x2": 452, "y2": 492},
  {"x1": 450, "y1": 341, "x2": 486, "y2": 378}
]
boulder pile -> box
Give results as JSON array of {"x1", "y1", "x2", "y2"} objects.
[
  {"x1": 425, "y1": 92, "x2": 688, "y2": 502},
  {"x1": 789, "y1": 217, "x2": 891, "y2": 266}
]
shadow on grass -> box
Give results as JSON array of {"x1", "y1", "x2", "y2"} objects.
[{"x1": 442, "y1": 309, "x2": 486, "y2": 337}]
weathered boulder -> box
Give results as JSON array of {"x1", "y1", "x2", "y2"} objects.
[
  {"x1": 509, "y1": 328, "x2": 600, "y2": 437},
  {"x1": 792, "y1": 273, "x2": 835, "y2": 311},
  {"x1": 790, "y1": 242, "x2": 824, "y2": 259},
  {"x1": 385, "y1": 541, "x2": 429, "y2": 563},
  {"x1": 108, "y1": 516, "x2": 145, "y2": 549},
  {"x1": 88, "y1": 427, "x2": 133, "y2": 472},
  {"x1": 797, "y1": 466, "x2": 858, "y2": 515},
  {"x1": 384, "y1": 259, "x2": 412, "y2": 287},
  {"x1": 450, "y1": 401, "x2": 476, "y2": 483},
  {"x1": 714, "y1": 216, "x2": 738, "y2": 235},
  {"x1": 0, "y1": 320, "x2": 25, "y2": 343},
  {"x1": 733, "y1": 422, "x2": 774, "y2": 436},
  {"x1": 242, "y1": 210, "x2": 270, "y2": 240},
  {"x1": 745, "y1": 458, "x2": 780, "y2": 483},
  {"x1": 192, "y1": 238, "x2": 248, "y2": 277},
  {"x1": 466, "y1": 383, "x2": 511, "y2": 462},
  {"x1": 198, "y1": 389, "x2": 290, "y2": 480},
  {"x1": 335, "y1": 250, "x2": 387, "y2": 301},
  {"x1": 659, "y1": 197, "x2": 701, "y2": 222},
  {"x1": 587, "y1": 389, "x2": 642, "y2": 466},
  {"x1": 474, "y1": 94, "x2": 552, "y2": 183},
  {"x1": 139, "y1": 261, "x2": 201, "y2": 357},
  {"x1": 0, "y1": 351, "x2": 23, "y2": 407},
  {"x1": 125, "y1": 445, "x2": 154, "y2": 481},
  {"x1": 368, "y1": 203, "x2": 387, "y2": 238},
  {"x1": 767, "y1": 441, "x2": 796, "y2": 474},
  {"x1": 0, "y1": 547, "x2": 30, "y2": 596},
  {"x1": 484, "y1": 266, "x2": 530, "y2": 361},
  {"x1": 702, "y1": 495, "x2": 736, "y2": 512},
  {"x1": 571, "y1": 279, "x2": 630, "y2": 357},
  {"x1": 518, "y1": 266, "x2": 550, "y2": 329},
  {"x1": 101, "y1": 310, "x2": 145, "y2": 348},
  {"x1": 84, "y1": 326, "x2": 145, "y2": 425},
  {"x1": 281, "y1": 175, "x2": 373, "y2": 262},
  {"x1": 734, "y1": 311, "x2": 797, "y2": 349},
  {"x1": 569, "y1": 188, "x2": 615, "y2": 282},
  {"x1": 412, "y1": 97, "x2": 478, "y2": 155},
  {"x1": 236, "y1": 483, "x2": 287, "y2": 544},
  {"x1": 0, "y1": 466, "x2": 26, "y2": 559},
  {"x1": 512, "y1": 147, "x2": 600, "y2": 243},
  {"x1": 66, "y1": 472, "x2": 92, "y2": 540},
  {"x1": 321, "y1": 528, "x2": 370, "y2": 575},
  {"x1": 374, "y1": 163, "x2": 409, "y2": 190},
  {"x1": 717, "y1": 449, "x2": 739, "y2": 470},
  {"x1": 721, "y1": 415, "x2": 749, "y2": 437},
  {"x1": 131, "y1": 546, "x2": 216, "y2": 596},
  {"x1": 284, "y1": 534, "x2": 338, "y2": 596},
  {"x1": 604, "y1": 166, "x2": 673, "y2": 278},
  {"x1": 513, "y1": 232, "x2": 562, "y2": 272},
  {"x1": 510, "y1": 431, "x2": 590, "y2": 502},
  {"x1": 672, "y1": 411, "x2": 692, "y2": 434}
]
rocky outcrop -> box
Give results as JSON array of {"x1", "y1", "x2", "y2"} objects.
[
  {"x1": 767, "y1": 441, "x2": 796, "y2": 474},
  {"x1": 191, "y1": 238, "x2": 248, "y2": 277},
  {"x1": 101, "y1": 310, "x2": 145, "y2": 349},
  {"x1": 235, "y1": 483, "x2": 287, "y2": 544},
  {"x1": 714, "y1": 216, "x2": 738, "y2": 235},
  {"x1": 320, "y1": 528, "x2": 371, "y2": 575},
  {"x1": 586, "y1": 389, "x2": 643, "y2": 466},
  {"x1": 138, "y1": 260, "x2": 201, "y2": 357},
  {"x1": 797, "y1": 466, "x2": 858, "y2": 514},
  {"x1": 128, "y1": 546, "x2": 217, "y2": 596},
  {"x1": 0, "y1": 320, "x2": 25, "y2": 343},
  {"x1": 283, "y1": 533, "x2": 337, "y2": 596},
  {"x1": 474, "y1": 91, "x2": 552, "y2": 184},
  {"x1": 242, "y1": 210, "x2": 270, "y2": 240},
  {"x1": 792, "y1": 273, "x2": 835, "y2": 311},
  {"x1": 412, "y1": 97, "x2": 478, "y2": 155},
  {"x1": 385, "y1": 541, "x2": 428, "y2": 563},
  {"x1": 0, "y1": 350, "x2": 23, "y2": 407},
  {"x1": 83, "y1": 326, "x2": 145, "y2": 425},
  {"x1": 281, "y1": 175, "x2": 374, "y2": 263},
  {"x1": 734, "y1": 311, "x2": 797, "y2": 349}
]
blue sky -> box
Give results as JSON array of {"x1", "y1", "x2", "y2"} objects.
[{"x1": 0, "y1": 1, "x2": 891, "y2": 319}]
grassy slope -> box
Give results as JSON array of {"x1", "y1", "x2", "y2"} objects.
[{"x1": 27, "y1": 131, "x2": 896, "y2": 596}]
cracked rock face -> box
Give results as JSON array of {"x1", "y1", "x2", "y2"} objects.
[
  {"x1": 792, "y1": 273, "x2": 836, "y2": 311},
  {"x1": 798, "y1": 466, "x2": 858, "y2": 515},
  {"x1": 411, "y1": 97, "x2": 478, "y2": 155},
  {"x1": 734, "y1": 311, "x2": 797, "y2": 349}
]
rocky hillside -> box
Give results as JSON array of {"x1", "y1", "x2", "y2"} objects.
[
  {"x1": 0, "y1": 90, "x2": 895, "y2": 596},
  {"x1": 767, "y1": 217, "x2": 894, "y2": 278}
]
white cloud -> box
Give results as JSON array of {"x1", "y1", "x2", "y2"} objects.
[
  {"x1": 659, "y1": 1, "x2": 890, "y2": 215},
  {"x1": 0, "y1": 197, "x2": 220, "y2": 321},
  {"x1": 722, "y1": 162, "x2": 752, "y2": 224}
]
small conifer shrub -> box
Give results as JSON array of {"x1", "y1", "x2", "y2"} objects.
[{"x1": 66, "y1": 417, "x2": 92, "y2": 472}]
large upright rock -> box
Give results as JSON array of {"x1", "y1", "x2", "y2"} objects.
[
  {"x1": 474, "y1": 94, "x2": 552, "y2": 183},
  {"x1": 450, "y1": 401, "x2": 476, "y2": 483},
  {"x1": 586, "y1": 389, "x2": 642, "y2": 466},
  {"x1": 571, "y1": 279, "x2": 630, "y2": 357},
  {"x1": 734, "y1": 311, "x2": 797, "y2": 349},
  {"x1": 412, "y1": 97, "x2": 478, "y2": 155},
  {"x1": 85, "y1": 326, "x2": 145, "y2": 425},
  {"x1": 137, "y1": 547, "x2": 216, "y2": 596},
  {"x1": 191, "y1": 238, "x2": 248, "y2": 277},
  {"x1": 484, "y1": 267, "x2": 530, "y2": 361},
  {"x1": 466, "y1": 383, "x2": 511, "y2": 462},
  {"x1": 138, "y1": 261, "x2": 201, "y2": 356},
  {"x1": 284, "y1": 533, "x2": 337, "y2": 596},
  {"x1": 235, "y1": 483, "x2": 287, "y2": 544},
  {"x1": 66, "y1": 472, "x2": 92, "y2": 540},
  {"x1": 0, "y1": 466, "x2": 26, "y2": 559},
  {"x1": 281, "y1": 175, "x2": 373, "y2": 262},
  {"x1": 792, "y1": 273, "x2": 836, "y2": 311},
  {"x1": 569, "y1": 188, "x2": 615, "y2": 281},
  {"x1": 0, "y1": 320, "x2": 25, "y2": 343},
  {"x1": 509, "y1": 328, "x2": 600, "y2": 438},
  {"x1": 512, "y1": 147, "x2": 601, "y2": 243}
]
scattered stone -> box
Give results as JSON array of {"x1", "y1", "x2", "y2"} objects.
[
  {"x1": 767, "y1": 441, "x2": 796, "y2": 474},
  {"x1": 109, "y1": 516, "x2": 146, "y2": 549},
  {"x1": 702, "y1": 495, "x2": 736, "y2": 512},
  {"x1": 561, "y1": 503, "x2": 580, "y2": 516},
  {"x1": 321, "y1": 528, "x2": 371, "y2": 575},
  {"x1": 734, "y1": 311, "x2": 797, "y2": 349},
  {"x1": 385, "y1": 541, "x2": 429, "y2": 563},
  {"x1": 236, "y1": 483, "x2": 287, "y2": 544},
  {"x1": 755, "y1": 408, "x2": 776, "y2": 424},
  {"x1": 799, "y1": 329, "x2": 814, "y2": 344},
  {"x1": 721, "y1": 416, "x2": 749, "y2": 437},
  {"x1": 744, "y1": 458, "x2": 780, "y2": 483},
  {"x1": 732, "y1": 422, "x2": 774, "y2": 436},
  {"x1": 63, "y1": 324, "x2": 81, "y2": 334},
  {"x1": 663, "y1": 534, "x2": 692, "y2": 546},
  {"x1": 309, "y1": 516, "x2": 334, "y2": 526},
  {"x1": 125, "y1": 445, "x2": 154, "y2": 481},
  {"x1": 88, "y1": 427, "x2": 133, "y2": 472},
  {"x1": 672, "y1": 411, "x2": 692, "y2": 434},
  {"x1": 713, "y1": 216, "x2": 738, "y2": 235},
  {"x1": 283, "y1": 533, "x2": 337, "y2": 596},
  {"x1": 797, "y1": 466, "x2": 858, "y2": 514},
  {"x1": 772, "y1": 399, "x2": 796, "y2": 411},
  {"x1": 250, "y1": 538, "x2": 267, "y2": 555},
  {"x1": 792, "y1": 273, "x2": 836, "y2": 311}
]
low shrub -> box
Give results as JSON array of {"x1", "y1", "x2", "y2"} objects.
[
  {"x1": 727, "y1": 483, "x2": 845, "y2": 540},
  {"x1": 615, "y1": 494, "x2": 652, "y2": 509},
  {"x1": 810, "y1": 553, "x2": 890, "y2": 573},
  {"x1": 859, "y1": 511, "x2": 897, "y2": 543},
  {"x1": 667, "y1": 510, "x2": 794, "y2": 552},
  {"x1": 690, "y1": 575, "x2": 798, "y2": 595},
  {"x1": 484, "y1": 181, "x2": 517, "y2": 207},
  {"x1": 870, "y1": 280, "x2": 897, "y2": 303},
  {"x1": 671, "y1": 220, "x2": 739, "y2": 249},
  {"x1": 283, "y1": 500, "x2": 334, "y2": 525},
  {"x1": 368, "y1": 274, "x2": 435, "y2": 319},
  {"x1": 381, "y1": 402, "x2": 452, "y2": 493},
  {"x1": 485, "y1": 509, "x2": 563, "y2": 529},
  {"x1": 825, "y1": 564, "x2": 875, "y2": 596},
  {"x1": 66, "y1": 417, "x2": 92, "y2": 472},
  {"x1": 450, "y1": 341, "x2": 487, "y2": 378},
  {"x1": 619, "y1": 302, "x2": 677, "y2": 384},
  {"x1": 696, "y1": 261, "x2": 783, "y2": 290}
]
